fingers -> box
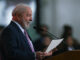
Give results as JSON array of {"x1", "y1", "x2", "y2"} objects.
[
  {"x1": 36, "y1": 51, "x2": 45, "y2": 60},
  {"x1": 43, "y1": 52, "x2": 52, "y2": 56},
  {"x1": 36, "y1": 51, "x2": 53, "y2": 60}
]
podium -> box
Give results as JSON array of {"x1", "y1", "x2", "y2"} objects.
[{"x1": 45, "y1": 50, "x2": 80, "y2": 60}]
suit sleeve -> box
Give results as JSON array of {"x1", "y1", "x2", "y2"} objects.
[{"x1": 1, "y1": 28, "x2": 35, "y2": 60}]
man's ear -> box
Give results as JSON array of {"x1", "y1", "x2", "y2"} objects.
[
  {"x1": 16, "y1": 15, "x2": 21, "y2": 21},
  {"x1": 18, "y1": 14, "x2": 23, "y2": 20}
]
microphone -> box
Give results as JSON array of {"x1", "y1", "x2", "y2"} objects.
[
  {"x1": 33, "y1": 26, "x2": 44, "y2": 31},
  {"x1": 33, "y1": 26, "x2": 60, "y2": 39}
]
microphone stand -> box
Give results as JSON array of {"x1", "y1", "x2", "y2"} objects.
[
  {"x1": 46, "y1": 30, "x2": 60, "y2": 39},
  {"x1": 33, "y1": 26, "x2": 60, "y2": 39}
]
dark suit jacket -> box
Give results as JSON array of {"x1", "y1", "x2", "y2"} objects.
[{"x1": 0, "y1": 21, "x2": 35, "y2": 60}]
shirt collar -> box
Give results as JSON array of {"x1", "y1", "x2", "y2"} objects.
[{"x1": 12, "y1": 20, "x2": 24, "y2": 33}]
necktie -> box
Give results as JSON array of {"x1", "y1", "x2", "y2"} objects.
[{"x1": 24, "y1": 30, "x2": 35, "y2": 52}]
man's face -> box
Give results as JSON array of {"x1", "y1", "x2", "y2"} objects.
[
  {"x1": 66, "y1": 36, "x2": 73, "y2": 46},
  {"x1": 22, "y1": 7, "x2": 32, "y2": 29},
  {"x1": 43, "y1": 37, "x2": 51, "y2": 47}
]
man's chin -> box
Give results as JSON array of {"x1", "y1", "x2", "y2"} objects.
[{"x1": 24, "y1": 24, "x2": 30, "y2": 29}]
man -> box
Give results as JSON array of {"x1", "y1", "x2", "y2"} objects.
[{"x1": 0, "y1": 4, "x2": 45, "y2": 60}]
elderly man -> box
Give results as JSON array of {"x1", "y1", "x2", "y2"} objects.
[{"x1": 0, "y1": 4, "x2": 47, "y2": 60}]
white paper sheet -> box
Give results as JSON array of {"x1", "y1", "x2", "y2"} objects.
[{"x1": 45, "y1": 39, "x2": 63, "y2": 53}]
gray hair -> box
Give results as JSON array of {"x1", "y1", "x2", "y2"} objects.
[{"x1": 12, "y1": 3, "x2": 30, "y2": 16}]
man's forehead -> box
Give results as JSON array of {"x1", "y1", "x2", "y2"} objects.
[
  {"x1": 26, "y1": 7, "x2": 32, "y2": 13},
  {"x1": 26, "y1": 7, "x2": 32, "y2": 11}
]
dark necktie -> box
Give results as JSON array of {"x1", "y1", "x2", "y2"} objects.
[{"x1": 24, "y1": 30, "x2": 35, "y2": 52}]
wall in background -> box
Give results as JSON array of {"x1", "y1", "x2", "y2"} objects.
[{"x1": 40, "y1": 0, "x2": 80, "y2": 42}]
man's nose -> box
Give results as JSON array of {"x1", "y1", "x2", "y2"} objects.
[{"x1": 30, "y1": 17, "x2": 32, "y2": 21}]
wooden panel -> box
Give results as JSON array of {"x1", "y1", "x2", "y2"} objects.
[{"x1": 45, "y1": 50, "x2": 80, "y2": 60}]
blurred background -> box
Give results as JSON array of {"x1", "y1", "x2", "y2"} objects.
[{"x1": 0, "y1": 0, "x2": 80, "y2": 43}]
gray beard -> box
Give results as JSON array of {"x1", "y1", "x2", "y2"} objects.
[{"x1": 22, "y1": 19, "x2": 30, "y2": 29}]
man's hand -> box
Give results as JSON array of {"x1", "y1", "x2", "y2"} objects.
[
  {"x1": 43, "y1": 51, "x2": 53, "y2": 57},
  {"x1": 36, "y1": 48, "x2": 58, "y2": 60},
  {"x1": 36, "y1": 51, "x2": 44, "y2": 60},
  {"x1": 43, "y1": 48, "x2": 58, "y2": 57}
]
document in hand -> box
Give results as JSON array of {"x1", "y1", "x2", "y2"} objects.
[{"x1": 45, "y1": 39, "x2": 63, "y2": 53}]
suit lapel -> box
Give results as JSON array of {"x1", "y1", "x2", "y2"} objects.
[{"x1": 9, "y1": 21, "x2": 32, "y2": 52}]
